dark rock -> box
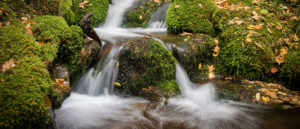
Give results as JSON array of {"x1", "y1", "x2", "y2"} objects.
[{"x1": 79, "y1": 37, "x2": 101, "y2": 68}]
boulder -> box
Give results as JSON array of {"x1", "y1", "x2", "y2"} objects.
[{"x1": 117, "y1": 37, "x2": 180, "y2": 99}]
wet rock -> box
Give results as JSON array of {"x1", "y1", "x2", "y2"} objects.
[
  {"x1": 218, "y1": 79, "x2": 300, "y2": 108},
  {"x1": 116, "y1": 37, "x2": 180, "y2": 99},
  {"x1": 78, "y1": 37, "x2": 101, "y2": 68},
  {"x1": 49, "y1": 64, "x2": 71, "y2": 108},
  {"x1": 172, "y1": 33, "x2": 217, "y2": 81}
]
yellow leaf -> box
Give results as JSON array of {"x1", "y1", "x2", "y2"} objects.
[
  {"x1": 255, "y1": 43, "x2": 264, "y2": 50},
  {"x1": 280, "y1": 47, "x2": 288, "y2": 57},
  {"x1": 247, "y1": 25, "x2": 256, "y2": 30},
  {"x1": 262, "y1": 96, "x2": 269, "y2": 102},
  {"x1": 184, "y1": 38, "x2": 188, "y2": 42},
  {"x1": 114, "y1": 82, "x2": 121, "y2": 87},
  {"x1": 175, "y1": 5, "x2": 180, "y2": 8},
  {"x1": 256, "y1": 93, "x2": 260, "y2": 101},
  {"x1": 198, "y1": 63, "x2": 202, "y2": 70},
  {"x1": 212, "y1": 46, "x2": 220, "y2": 57},
  {"x1": 116, "y1": 62, "x2": 119, "y2": 68},
  {"x1": 139, "y1": 15, "x2": 143, "y2": 20},
  {"x1": 293, "y1": 34, "x2": 299, "y2": 41},
  {"x1": 246, "y1": 38, "x2": 252, "y2": 42},
  {"x1": 274, "y1": 56, "x2": 285, "y2": 65},
  {"x1": 208, "y1": 65, "x2": 215, "y2": 79}
]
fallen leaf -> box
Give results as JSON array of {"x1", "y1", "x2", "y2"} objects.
[
  {"x1": 274, "y1": 56, "x2": 285, "y2": 65},
  {"x1": 256, "y1": 93, "x2": 261, "y2": 101},
  {"x1": 114, "y1": 82, "x2": 121, "y2": 87},
  {"x1": 276, "y1": 25, "x2": 282, "y2": 30},
  {"x1": 198, "y1": 63, "x2": 202, "y2": 70},
  {"x1": 208, "y1": 65, "x2": 215, "y2": 79},
  {"x1": 255, "y1": 43, "x2": 264, "y2": 50},
  {"x1": 280, "y1": 47, "x2": 288, "y2": 57},
  {"x1": 246, "y1": 38, "x2": 252, "y2": 42},
  {"x1": 55, "y1": 79, "x2": 66, "y2": 87},
  {"x1": 25, "y1": 24, "x2": 33, "y2": 36},
  {"x1": 21, "y1": 17, "x2": 28, "y2": 21},
  {"x1": 116, "y1": 62, "x2": 119, "y2": 68},
  {"x1": 38, "y1": 41, "x2": 44, "y2": 45},
  {"x1": 262, "y1": 96, "x2": 270, "y2": 102},
  {"x1": 175, "y1": 5, "x2": 180, "y2": 8},
  {"x1": 267, "y1": 28, "x2": 272, "y2": 34},
  {"x1": 1, "y1": 59, "x2": 16, "y2": 72},
  {"x1": 212, "y1": 46, "x2": 220, "y2": 57},
  {"x1": 271, "y1": 67, "x2": 278, "y2": 73},
  {"x1": 198, "y1": 3, "x2": 202, "y2": 8},
  {"x1": 139, "y1": 15, "x2": 143, "y2": 20},
  {"x1": 254, "y1": 24, "x2": 262, "y2": 30},
  {"x1": 0, "y1": 78, "x2": 4, "y2": 83},
  {"x1": 252, "y1": 0, "x2": 260, "y2": 4},
  {"x1": 293, "y1": 34, "x2": 299, "y2": 41}
]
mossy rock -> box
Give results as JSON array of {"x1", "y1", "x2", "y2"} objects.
[
  {"x1": 166, "y1": 0, "x2": 217, "y2": 35},
  {"x1": 212, "y1": 5, "x2": 299, "y2": 84},
  {"x1": 32, "y1": 16, "x2": 87, "y2": 79},
  {"x1": 0, "y1": 25, "x2": 40, "y2": 64},
  {"x1": 117, "y1": 37, "x2": 180, "y2": 98},
  {"x1": 173, "y1": 34, "x2": 217, "y2": 81},
  {"x1": 125, "y1": 0, "x2": 162, "y2": 28},
  {"x1": 0, "y1": 56, "x2": 52, "y2": 129},
  {"x1": 72, "y1": 0, "x2": 109, "y2": 27}
]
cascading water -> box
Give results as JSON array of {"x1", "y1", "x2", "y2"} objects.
[
  {"x1": 55, "y1": 0, "x2": 259, "y2": 129},
  {"x1": 147, "y1": 3, "x2": 170, "y2": 29}
]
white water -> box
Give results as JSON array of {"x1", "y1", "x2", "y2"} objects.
[{"x1": 55, "y1": 0, "x2": 257, "y2": 128}]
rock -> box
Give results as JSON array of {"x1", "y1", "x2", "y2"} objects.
[
  {"x1": 49, "y1": 64, "x2": 71, "y2": 108},
  {"x1": 79, "y1": 37, "x2": 101, "y2": 68},
  {"x1": 80, "y1": 12, "x2": 102, "y2": 44},
  {"x1": 172, "y1": 34, "x2": 217, "y2": 81},
  {"x1": 116, "y1": 37, "x2": 180, "y2": 99}
]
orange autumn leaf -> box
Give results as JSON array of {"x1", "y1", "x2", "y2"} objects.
[
  {"x1": 246, "y1": 38, "x2": 252, "y2": 42},
  {"x1": 276, "y1": 25, "x2": 282, "y2": 30},
  {"x1": 271, "y1": 67, "x2": 278, "y2": 73},
  {"x1": 212, "y1": 46, "x2": 220, "y2": 57},
  {"x1": 55, "y1": 79, "x2": 65, "y2": 87}
]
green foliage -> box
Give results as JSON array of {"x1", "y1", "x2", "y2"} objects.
[
  {"x1": 166, "y1": 0, "x2": 217, "y2": 35},
  {"x1": 118, "y1": 37, "x2": 180, "y2": 97},
  {"x1": 72, "y1": 0, "x2": 109, "y2": 27},
  {"x1": 125, "y1": 0, "x2": 161, "y2": 28},
  {"x1": 0, "y1": 56, "x2": 52, "y2": 129},
  {"x1": 0, "y1": 26, "x2": 40, "y2": 64}
]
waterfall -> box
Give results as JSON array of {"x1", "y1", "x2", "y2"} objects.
[
  {"x1": 147, "y1": 3, "x2": 170, "y2": 29},
  {"x1": 55, "y1": 1, "x2": 258, "y2": 129}
]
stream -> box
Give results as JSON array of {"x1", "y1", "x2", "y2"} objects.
[{"x1": 54, "y1": 0, "x2": 300, "y2": 129}]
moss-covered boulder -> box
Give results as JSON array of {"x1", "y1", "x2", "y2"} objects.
[
  {"x1": 117, "y1": 37, "x2": 180, "y2": 98},
  {"x1": 0, "y1": 56, "x2": 52, "y2": 128},
  {"x1": 72, "y1": 0, "x2": 109, "y2": 27},
  {"x1": 173, "y1": 34, "x2": 218, "y2": 81},
  {"x1": 166, "y1": 0, "x2": 217, "y2": 35},
  {"x1": 32, "y1": 16, "x2": 89, "y2": 80},
  {"x1": 125, "y1": 0, "x2": 163, "y2": 28},
  {"x1": 212, "y1": 6, "x2": 299, "y2": 84}
]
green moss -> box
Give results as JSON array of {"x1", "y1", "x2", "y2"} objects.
[
  {"x1": 0, "y1": 26, "x2": 40, "y2": 64},
  {"x1": 58, "y1": 25, "x2": 85, "y2": 80},
  {"x1": 0, "y1": 56, "x2": 52, "y2": 129},
  {"x1": 72, "y1": 0, "x2": 109, "y2": 27},
  {"x1": 280, "y1": 49, "x2": 300, "y2": 86},
  {"x1": 118, "y1": 37, "x2": 180, "y2": 97},
  {"x1": 166, "y1": 0, "x2": 217, "y2": 35},
  {"x1": 125, "y1": 0, "x2": 161, "y2": 28},
  {"x1": 174, "y1": 34, "x2": 217, "y2": 81}
]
